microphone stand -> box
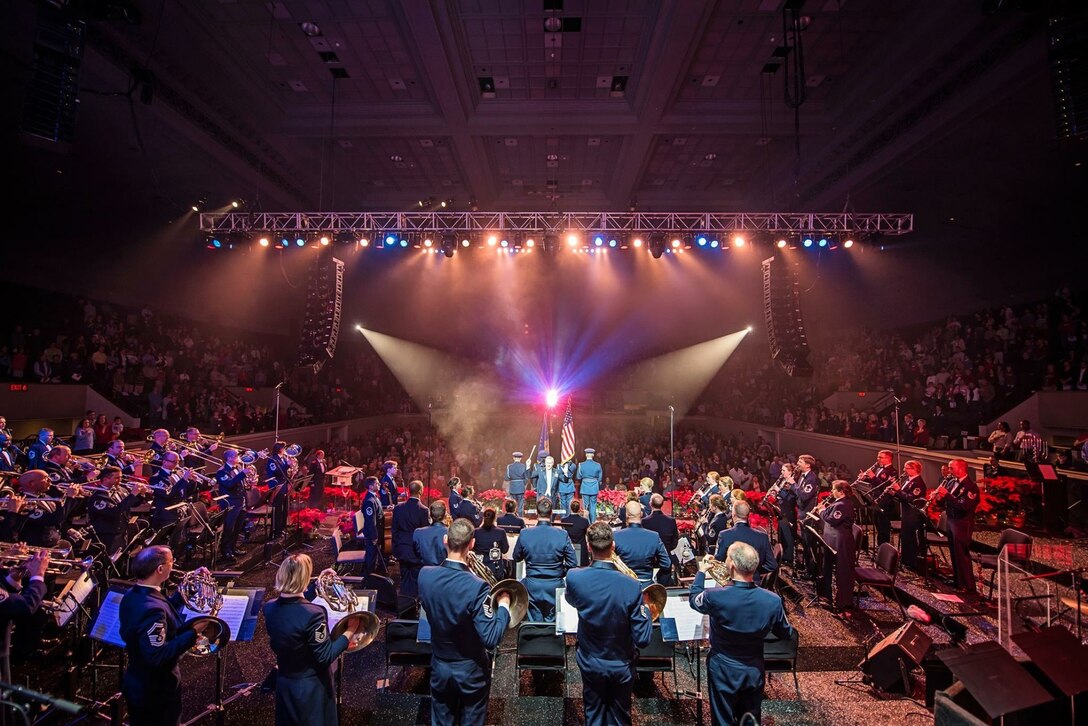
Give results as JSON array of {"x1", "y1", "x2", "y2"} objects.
[{"x1": 668, "y1": 405, "x2": 675, "y2": 495}]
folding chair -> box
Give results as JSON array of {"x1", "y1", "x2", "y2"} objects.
[
  {"x1": 383, "y1": 619, "x2": 431, "y2": 688},
  {"x1": 764, "y1": 629, "x2": 800, "y2": 698},
  {"x1": 636, "y1": 624, "x2": 678, "y2": 696},
  {"x1": 515, "y1": 622, "x2": 568, "y2": 696},
  {"x1": 331, "y1": 527, "x2": 367, "y2": 573},
  {"x1": 976, "y1": 528, "x2": 1032, "y2": 600},
  {"x1": 854, "y1": 542, "x2": 905, "y2": 617}
]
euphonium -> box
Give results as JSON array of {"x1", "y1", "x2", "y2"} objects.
[
  {"x1": 466, "y1": 551, "x2": 529, "y2": 629},
  {"x1": 610, "y1": 553, "x2": 667, "y2": 621},
  {"x1": 316, "y1": 570, "x2": 379, "y2": 653}
]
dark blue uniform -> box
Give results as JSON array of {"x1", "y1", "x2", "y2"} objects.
[
  {"x1": 88, "y1": 486, "x2": 145, "y2": 553},
  {"x1": 105, "y1": 453, "x2": 139, "y2": 478},
  {"x1": 560, "y1": 512, "x2": 590, "y2": 566},
  {"x1": 775, "y1": 483, "x2": 798, "y2": 564},
  {"x1": 859, "y1": 463, "x2": 898, "y2": 545},
  {"x1": 20, "y1": 486, "x2": 74, "y2": 547},
  {"x1": 307, "y1": 458, "x2": 327, "y2": 508},
  {"x1": 455, "y1": 498, "x2": 481, "y2": 526},
  {"x1": 576, "y1": 459, "x2": 603, "y2": 523},
  {"x1": 357, "y1": 490, "x2": 383, "y2": 574},
  {"x1": 262, "y1": 595, "x2": 350, "y2": 726},
  {"x1": 379, "y1": 472, "x2": 398, "y2": 508},
  {"x1": 564, "y1": 561, "x2": 652, "y2": 725},
  {"x1": 819, "y1": 497, "x2": 856, "y2": 610},
  {"x1": 25, "y1": 440, "x2": 50, "y2": 471},
  {"x1": 512, "y1": 520, "x2": 577, "y2": 622},
  {"x1": 613, "y1": 523, "x2": 671, "y2": 589},
  {"x1": 893, "y1": 475, "x2": 928, "y2": 570},
  {"x1": 150, "y1": 468, "x2": 190, "y2": 551},
  {"x1": 448, "y1": 488, "x2": 464, "y2": 519},
  {"x1": 796, "y1": 470, "x2": 820, "y2": 576},
  {"x1": 715, "y1": 521, "x2": 778, "y2": 586},
  {"x1": 215, "y1": 464, "x2": 248, "y2": 558},
  {"x1": 265, "y1": 454, "x2": 290, "y2": 538},
  {"x1": 504, "y1": 460, "x2": 529, "y2": 515},
  {"x1": 690, "y1": 572, "x2": 794, "y2": 726},
  {"x1": 0, "y1": 574, "x2": 47, "y2": 635},
  {"x1": 497, "y1": 512, "x2": 526, "y2": 533},
  {"x1": 119, "y1": 584, "x2": 198, "y2": 726},
  {"x1": 557, "y1": 461, "x2": 576, "y2": 514},
  {"x1": 705, "y1": 511, "x2": 731, "y2": 555},
  {"x1": 392, "y1": 497, "x2": 430, "y2": 596},
  {"x1": 473, "y1": 524, "x2": 510, "y2": 581},
  {"x1": 943, "y1": 475, "x2": 979, "y2": 591},
  {"x1": 413, "y1": 522, "x2": 449, "y2": 566},
  {"x1": 643, "y1": 510, "x2": 679, "y2": 584},
  {"x1": 418, "y1": 560, "x2": 510, "y2": 726}
]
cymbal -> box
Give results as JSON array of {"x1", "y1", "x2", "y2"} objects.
[{"x1": 1060, "y1": 596, "x2": 1088, "y2": 616}]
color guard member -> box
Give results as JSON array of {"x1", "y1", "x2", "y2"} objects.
[{"x1": 576, "y1": 449, "x2": 603, "y2": 523}]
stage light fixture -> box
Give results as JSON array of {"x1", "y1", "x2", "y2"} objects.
[
  {"x1": 209, "y1": 236, "x2": 222, "y2": 249},
  {"x1": 526, "y1": 238, "x2": 535, "y2": 247},
  {"x1": 608, "y1": 238, "x2": 617, "y2": 248},
  {"x1": 360, "y1": 238, "x2": 370, "y2": 248},
  {"x1": 399, "y1": 238, "x2": 409, "y2": 247},
  {"x1": 258, "y1": 237, "x2": 270, "y2": 247},
  {"x1": 500, "y1": 238, "x2": 509, "y2": 247},
  {"x1": 733, "y1": 235, "x2": 746, "y2": 247},
  {"x1": 192, "y1": 205, "x2": 200, "y2": 212},
  {"x1": 632, "y1": 237, "x2": 643, "y2": 248},
  {"x1": 802, "y1": 237, "x2": 813, "y2": 248},
  {"x1": 280, "y1": 237, "x2": 290, "y2": 247},
  {"x1": 776, "y1": 238, "x2": 788, "y2": 248},
  {"x1": 697, "y1": 235, "x2": 708, "y2": 247},
  {"x1": 231, "y1": 201, "x2": 240, "y2": 209},
  {"x1": 384, "y1": 233, "x2": 397, "y2": 246},
  {"x1": 487, "y1": 234, "x2": 498, "y2": 247},
  {"x1": 818, "y1": 238, "x2": 828, "y2": 247},
  {"x1": 334, "y1": 231, "x2": 355, "y2": 245},
  {"x1": 710, "y1": 239, "x2": 720, "y2": 248},
  {"x1": 566, "y1": 233, "x2": 579, "y2": 247},
  {"x1": 295, "y1": 236, "x2": 306, "y2": 247},
  {"x1": 843, "y1": 239, "x2": 854, "y2": 248},
  {"x1": 423, "y1": 237, "x2": 433, "y2": 247},
  {"x1": 671, "y1": 238, "x2": 681, "y2": 249},
  {"x1": 650, "y1": 233, "x2": 666, "y2": 259},
  {"x1": 594, "y1": 235, "x2": 604, "y2": 247},
  {"x1": 461, "y1": 238, "x2": 471, "y2": 247},
  {"x1": 320, "y1": 235, "x2": 330, "y2": 246}
]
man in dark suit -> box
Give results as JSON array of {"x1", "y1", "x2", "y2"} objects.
[
  {"x1": 307, "y1": 449, "x2": 327, "y2": 508},
  {"x1": 378, "y1": 459, "x2": 399, "y2": 508},
  {"x1": 613, "y1": 501, "x2": 671, "y2": 590},
  {"x1": 413, "y1": 500, "x2": 449, "y2": 567},
  {"x1": 357, "y1": 476, "x2": 384, "y2": 575},
  {"x1": 119, "y1": 546, "x2": 208, "y2": 726},
  {"x1": 714, "y1": 501, "x2": 778, "y2": 586},
  {"x1": 642, "y1": 494, "x2": 679, "y2": 584},
  {"x1": 418, "y1": 518, "x2": 511, "y2": 726},
  {"x1": 0, "y1": 550, "x2": 49, "y2": 640},
  {"x1": 857, "y1": 449, "x2": 898, "y2": 546},
  {"x1": 564, "y1": 521, "x2": 653, "y2": 726},
  {"x1": 392, "y1": 480, "x2": 430, "y2": 597},
  {"x1": 497, "y1": 499, "x2": 526, "y2": 534},
  {"x1": 942, "y1": 458, "x2": 980, "y2": 593},
  {"x1": 690, "y1": 541, "x2": 794, "y2": 726},
  {"x1": 512, "y1": 497, "x2": 577, "y2": 622},
  {"x1": 560, "y1": 499, "x2": 590, "y2": 566}
]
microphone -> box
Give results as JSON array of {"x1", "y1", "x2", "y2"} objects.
[{"x1": 668, "y1": 405, "x2": 675, "y2": 412}]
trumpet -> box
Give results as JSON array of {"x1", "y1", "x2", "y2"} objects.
[
  {"x1": 465, "y1": 551, "x2": 529, "y2": 628},
  {"x1": 610, "y1": 553, "x2": 667, "y2": 621},
  {"x1": 0, "y1": 542, "x2": 94, "y2": 575},
  {"x1": 146, "y1": 435, "x2": 223, "y2": 465}
]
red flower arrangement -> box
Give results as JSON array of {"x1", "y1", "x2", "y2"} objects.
[
  {"x1": 524, "y1": 488, "x2": 537, "y2": 501},
  {"x1": 478, "y1": 489, "x2": 509, "y2": 507},
  {"x1": 975, "y1": 476, "x2": 1038, "y2": 526},
  {"x1": 676, "y1": 519, "x2": 696, "y2": 537},
  {"x1": 197, "y1": 490, "x2": 220, "y2": 513},
  {"x1": 423, "y1": 487, "x2": 444, "y2": 501},
  {"x1": 596, "y1": 488, "x2": 632, "y2": 518},
  {"x1": 289, "y1": 508, "x2": 326, "y2": 536},
  {"x1": 337, "y1": 513, "x2": 355, "y2": 536},
  {"x1": 749, "y1": 513, "x2": 770, "y2": 531}
]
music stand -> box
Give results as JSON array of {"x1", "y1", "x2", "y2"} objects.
[
  {"x1": 87, "y1": 584, "x2": 132, "y2": 724},
  {"x1": 937, "y1": 641, "x2": 1052, "y2": 720},
  {"x1": 1013, "y1": 626, "x2": 1088, "y2": 725},
  {"x1": 802, "y1": 523, "x2": 836, "y2": 609},
  {"x1": 658, "y1": 587, "x2": 708, "y2": 725}
]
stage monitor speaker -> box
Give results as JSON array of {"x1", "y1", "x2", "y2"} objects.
[{"x1": 860, "y1": 621, "x2": 932, "y2": 694}]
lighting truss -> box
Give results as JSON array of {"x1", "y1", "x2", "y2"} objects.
[{"x1": 200, "y1": 211, "x2": 913, "y2": 237}]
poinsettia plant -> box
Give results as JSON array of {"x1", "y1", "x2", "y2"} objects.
[
  {"x1": 289, "y1": 508, "x2": 325, "y2": 537},
  {"x1": 197, "y1": 490, "x2": 220, "y2": 513},
  {"x1": 478, "y1": 489, "x2": 508, "y2": 508},
  {"x1": 676, "y1": 519, "x2": 696, "y2": 537},
  {"x1": 596, "y1": 488, "x2": 631, "y2": 518}
]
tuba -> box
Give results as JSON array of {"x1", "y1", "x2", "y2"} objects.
[
  {"x1": 611, "y1": 552, "x2": 667, "y2": 621},
  {"x1": 466, "y1": 551, "x2": 529, "y2": 629},
  {"x1": 316, "y1": 570, "x2": 380, "y2": 653},
  {"x1": 177, "y1": 569, "x2": 230, "y2": 656}
]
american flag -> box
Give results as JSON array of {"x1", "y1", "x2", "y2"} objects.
[{"x1": 560, "y1": 396, "x2": 576, "y2": 464}]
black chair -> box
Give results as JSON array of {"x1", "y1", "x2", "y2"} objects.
[
  {"x1": 331, "y1": 528, "x2": 367, "y2": 573},
  {"x1": 636, "y1": 624, "x2": 677, "y2": 695},
  {"x1": 243, "y1": 487, "x2": 272, "y2": 540},
  {"x1": 515, "y1": 622, "x2": 567, "y2": 696},
  {"x1": 383, "y1": 619, "x2": 432, "y2": 689},
  {"x1": 852, "y1": 524, "x2": 864, "y2": 565},
  {"x1": 976, "y1": 528, "x2": 1033, "y2": 600},
  {"x1": 764, "y1": 629, "x2": 800, "y2": 698},
  {"x1": 854, "y1": 542, "x2": 905, "y2": 617}
]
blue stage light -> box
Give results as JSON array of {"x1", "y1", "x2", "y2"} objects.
[
  {"x1": 818, "y1": 238, "x2": 828, "y2": 247},
  {"x1": 385, "y1": 234, "x2": 397, "y2": 246},
  {"x1": 697, "y1": 236, "x2": 707, "y2": 247},
  {"x1": 211, "y1": 238, "x2": 222, "y2": 248},
  {"x1": 594, "y1": 236, "x2": 604, "y2": 247},
  {"x1": 710, "y1": 240, "x2": 719, "y2": 248},
  {"x1": 399, "y1": 238, "x2": 409, "y2": 247},
  {"x1": 803, "y1": 237, "x2": 813, "y2": 248},
  {"x1": 280, "y1": 237, "x2": 290, "y2": 247},
  {"x1": 609, "y1": 238, "x2": 617, "y2": 248},
  {"x1": 295, "y1": 236, "x2": 306, "y2": 247}
]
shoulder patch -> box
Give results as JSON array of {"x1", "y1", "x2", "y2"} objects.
[
  {"x1": 28, "y1": 509, "x2": 44, "y2": 519},
  {"x1": 313, "y1": 621, "x2": 328, "y2": 643},
  {"x1": 94, "y1": 499, "x2": 108, "y2": 510},
  {"x1": 365, "y1": 506, "x2": 374, "y2": 516},
  {"x1": 146, "y1": 621, "x2": 166, "y2": 647},
  {"x1": 483, "y1": 599, "x2": 494, "y2": 618},
  {"x1": 967, "y1": 491, "x2": 978, "y2": 499}
]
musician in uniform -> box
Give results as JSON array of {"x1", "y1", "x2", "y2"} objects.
[
  {"x1": 887, "y1": 460, "x2": 927, "y2": 571},
  {"x1": 0, "y1": 550, "x2": 50, "y2": 641},
  {"x1": 87, "y1": 465, "x2": 150, "y2": 555},
  {"x1": 392, "y1": 480, "x2": 430, "y2": 597},
  {"x1": 263, "y1": 553, "x2": 357, "y2": 726},
  {"x1": 150, "y1": 451, "x2": 195, "y2": 552},
  {"x1": 418, "y1": 517, "x2": 511, "y2": 726},
  {"x1": 180, "y1": 427, "x2": 217, "y2": 471},
  {"x1": 357, "y1": 476, "x2": 384, "y2": 575},
  {"x1": 532, "y1": 454, "x2": 561, "y2": 502},
  {"x1": 512, "y1": 497, "x2": 577, "y2": 622},
  {"x1": 18, "y1": 469, "x2": 79, "y2": 548},
  {"x1": 715, "y1": 501, "x2": 778, "y2": 586},
  {"x1": 557, "y1": 458, "x2": 577, "y2": 515},
  {"x1": 119, "y1": 546, "x2": 208, "y2": 726},
  {"x1": 145, "y1": 428, "x2": 170, "y2": 474},
  {"x1": 703, "y1": 494, "x2": 731, "y2": 555},
  {"x1": 265, "y1": 442, "x2": 291, "y2": 539},
  {"x1": 307, "y1": 449, "x2": 327, "y2": 508},
  {"x1": 795, "y1": 455, "x2": 820, "y2": 578},
  {"x1": 818, "y1": 480, "x2": 857, "y2": 617},
  {"x1": 0, "y1": 432, "x2": 17, "y2": 471},
  {"x1": 561, "y1": 499, "x2": 590, "y2": 566},
  {"x1": 378, "y1": 460, "x2": 399, "y2": 508},
  {"x1": 215, "y1": 450, "x2": 249, "y2": 560},
  {"x1": 563, "y1": 521, "x2": 653, "y2": 726},
  {"x1": 638, "y1": 478, "x2": 654, "y2": 516},
  {"x1": 940, "y1": 459, "x2": 980, "y2": 593},
  {"x1": 642, "y1": 494, "x2": 679, "y2": 584},
  {"x1": 857, "y1": 450, "x2": 898, "y2": 546},
  {"x1": 473, "y1": 507, "x2": 510, "y2": 581},
  {"x1": 448, "y1": 476, "x2": 464, "y2": 518},
  {"x1": 614, "y1": 501, "x2": 671, "y2": 589},
  {"x1": 41, "y1": 444, "x2": 88, "y2": 486},
  {"x1": 455, "y1": 485, "x2": 482, "y2": 526},
  {"x1": 24, "y1": 428, "x2": 53, "y2": 471},
  {"x1": 497, "y1": 499, "x2": 526, "y2": 534},
  {"x1": 773, "y1": 464, "x2": 798, "y2": 568},
  {"x1": 504, "y1": 452, "x2": 529, "y2": 516},
  {"x1": 576, "y1": 449, "x2": 603, "y2": 523},
  {"x1": 104, "y1": 439, "x2": 139, "y2": 478},
  {"x1": 700, "y1": 471, "x2": 724, "y2": 509},
  {"x1": 690, "y1": 541, "x2": 794, "y2": 726},
  {"x1": 413, "y1": 501, "x2": 449, "y2": 567}
]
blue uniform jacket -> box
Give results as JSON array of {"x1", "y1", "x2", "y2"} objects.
[
  {"x1": 379, "y1": 474, "x2": 398, "y2": 508},
  {"x1": 118, "y1": 584, "x2": 198, "y2": 707},
  {"x1": 796, "y1": 471, "x2": 819, "y2": 514},
  {"x1": 358, "y1": 491, "x2": 382, "y2": 541},
  {"x1": 613, "y1": 524, "x2": 672, "y2": 586},
  {"x1": 564, "y1": 561, "x2": 652, "y2": 667},
  {"x1": 455, "y1": 498, "x2": 482, "y2": 526},
  {"x1": 689, "y1": 572, "x2": 793, "y2": 674},
  {"x1": 149, "y1": 469, "x2": 190, "y2": 525},
  {"x1": 512, "y1": 521, "x2": 578, "y2": 578},
  {"x1": 391, "y1": 497, "x2": 430, "y2": 561},
  {"x1": 576, "y1": 460, "x2": 603, "y2": 496},
  {"x1": 558, "y1": 461, "x2": 577, "y2": 494},
  {"x1": 497, "y1": 513, "x2": 526, "y2": 533},
  {"x1": 413, "y1": 522, "x2": 449, "y2": 566},
  {"x1": 262, "y1": 596, "x2": 349, "y2": 679},
  {"x1": 418, "y1": 560, "x2": 510, "y2": 670},
  {"x1": 714, "y1": 522, "x2": 779, "y2": 584},
  {"x1": 472, "y1": 525, "x2": 510, "y2": 581},
  {"x1": 215, "y1": 465, "x2": 247, "y2": 503},
  {"x1": 505, "y1": 462, "x2": 528, "y2": 495}
]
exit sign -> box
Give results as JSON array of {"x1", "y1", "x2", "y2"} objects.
[{"x1": 8, "y1": 384, "x2": 28, "y2": 392}]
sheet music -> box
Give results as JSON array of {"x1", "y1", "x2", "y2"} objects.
[
  {"x1": 555, "y1": 586, "x2": 579, "y2": 634},
  {"x1": 89, "y1": 590, "x2": 126, "y2": 647},
  {"x1": 182, "y1": 594, "x2": 249, "y2": 641},
  {"x1": 312, "y1": 594, "x2": 370, "y2": 629},
  {"x1": 54, "y1": 572, "x2": 96, "y2": 627},
  {"x1": 659, "y1": 594, "x2": 709, "y2": 642}
]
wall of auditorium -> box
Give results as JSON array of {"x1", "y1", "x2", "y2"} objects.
[
  {"x1": 0, "y1": 384, "x2": 139, "y2": 437},
  {"x1": 983, "y1": 392, "x2": 1088, "y2": 441}
]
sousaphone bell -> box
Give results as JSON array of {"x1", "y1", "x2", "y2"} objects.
[{"x1": 316, "y1": 570, "x2": 380, "y2": 653}]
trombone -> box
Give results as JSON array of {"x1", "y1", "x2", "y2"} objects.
[{"x1": 145, "y1": 435, "x2": 224, "y2": 465}]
